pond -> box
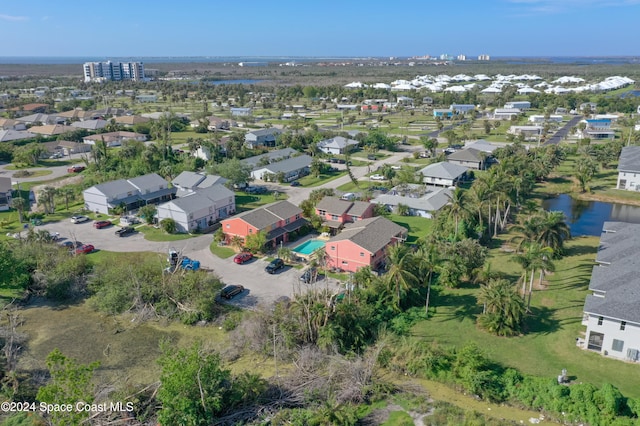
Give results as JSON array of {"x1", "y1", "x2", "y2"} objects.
[{"x1": 542, "y1": 194, "x2": 640, "y2": 236}]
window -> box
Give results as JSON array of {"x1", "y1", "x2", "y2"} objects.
[
  {"x1": 621, "y1": 321, "x2": 626, "y2": 331},
  {"x1": 285, "y1": 218, "x2": 290, "y2": 225},
  {"x1": 330, "y1": 246, "x2": 335, "y2": 251},
  {"x1": 318, "y1": 210, "x2": 326, "y2": 216},
  {"x1": 597, "y1": 316, "x2": 603, "y2": 326},
  {"x1": 331, "y1": 215, "x2": 339, "y2": 221},
  {"x1": 360, "y1": 252, "x2": 364, "y2": 257},
  {"x1": 226, "y1": 224, "x2": 230, "y2": 229},
  {"x1": 249, "y1": 229, "x2": 253, "y2": 234},
  {"x1": 342, "y1": 261, "x2": 348, "y2": 265},
  {"x1": 351, "y1": 215, "x2": 358, "y2": 222},
  {"x1": 296, "y1": 214, "x2": 300, "y2": 220},
  {"x1": 612, "y1": 339, "x2": 624, "y2": 352}
]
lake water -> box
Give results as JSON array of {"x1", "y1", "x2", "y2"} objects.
[{"x1": 542, "y1": 194, "x2": 640, "y2": 236}]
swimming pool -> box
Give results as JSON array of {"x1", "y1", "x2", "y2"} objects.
[{"x1": 292, "y1": 239, "x2": 325, "y2": 255}]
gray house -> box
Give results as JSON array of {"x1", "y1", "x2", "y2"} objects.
[
  {"x1": 617, "y1": 146, "x2": 640, "y2": 191},
  {"x1": 172, "y1": 171, "x2": 228, "y2": 197},
  {"x1": 372, "y1": 185, "x2": 452, "y2": 218},
  {"x1": 317, "y1": 136, "x2": 359, "y2": 155},
  {"x1": 0, "y1": 177, "x2": 12, "y2": 212},
  {"x1": 244, "y1": 128, "x2": 283, "y2": 149},
  {"x1": 156, "y1": 184, "x2": 235, "y2": 233},
  {"x1": 446, "y1": 148, "x2": 487, "y2": 170},
  {"x1": 83, "y1": 173, "x2": 175, "y2": 214},
  {"x1": 251, "y1": 155, "x2": 313, "y2": 182},
  {"x1": 581, "y1": 222, "x2": 640, "y2": 362},
  {"x1": 241, "y1": 148, "x2": 298, "y2": 169},
  {"x1": 419, "y1": 162, "x2": 469, "y2": 187}
]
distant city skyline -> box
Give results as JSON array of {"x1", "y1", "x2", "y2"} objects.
[{"x1": 1, "y1": 0, "x2": 639, "y2": 58}]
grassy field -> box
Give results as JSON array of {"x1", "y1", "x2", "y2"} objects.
[
  {"x1": 411, "y1": 235, "x2": 640, "y2": 398},
  {"x1": 387, "y1": 214, "x2": 433, "y2": 244},
  {"x1": 298, "y1": 170, "x2": 346, "y2": 187},
  {"x1": 235, "y1": 192, "x2": 286, "y2": 211}
]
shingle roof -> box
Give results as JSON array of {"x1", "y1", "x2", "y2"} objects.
[
  {"x1": 256, "y1": 155, "x2": 312, "y2": 174},
  {"x1": 328, "y1": 216, "x2": 407, "y2": 254},
  {"x1": 241, "y1": 148, "x2": 298, "y2": 168},
  {"x1": 233, "y1": 200, "x2": 302, "y2": 230},
  {"x1": 0, "y1": 129, "x2": 36, "y2": 142},
  {"x1": 373, "y1": 187, "x2": 452, "y2": 212},
  {"x1": 172, "y1": 171, "x2": 206, "y2": 189},
  {"x1": 583, "y1": 221, "x2": 640, "y2": 325},
  {"x1": 90, "y1": 179, "x2": 136, "y2": 198},
  {"x1": 446, "y1": 148, "x2": 484, "y2": 162},
  {"x1": 315, "y1": 197, "x2": 372, "y2": 217},
  {"x1": 318, "y1": 136, "x2": 359, "y2": 150},
  {"x1": 128, "y1": 173, "x2": 168, "y2": 192},
  {"x1": 618, "y1": 146, "x2": 640, "y2": 173},
  {"x1": 419, "y1": 161, "x2": 468, "y2": 180},
  {"x1": 247, "y1": 128, "x2": 282, "y2": 137}
]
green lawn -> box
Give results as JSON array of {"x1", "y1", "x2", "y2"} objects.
[
  {"x1": 387, "y1": 214, "x2": 433, "y2": 244},
  {"x1": 235, "y1": 192, "x2": 286, "y2": 211},
  {"x1": 411, "y1": 235, "x2": 640, "y2": 398},
  {"x1": 137, "y1": 225, "x2": 196, "y2": 242},
  {"x1": 298, "y1": 170, "x2": 346, "y2": 187},
  {"x1": 209, "y1": 241, "x2": 235, "y2": 259}
]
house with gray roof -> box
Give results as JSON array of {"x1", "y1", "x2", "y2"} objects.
[
  {"x1": 71, "y1": 119, "x2": 108, "y2": 131},
  {"x1": 156, "y1": 184, "x2": 235, "y2": 233},
  {"x1": 244, "y1": 128, "x2": 282, "y2": 149},
  {"x1": 82, "y1": 173, "x2": 175, "y2": 214},
  {"x1": 325, "y1": 216, "x2": 408, "y2": 273},
  {"x1": 446, "y1": 147, "x2": 487, "y2": 170},
  {"x1": 241, "y1": 148, "x2": 298, "y2": 169},
  {"x1": 250, "y1": 155, "x2": 312, "y2": 182},
  {"x1": 616, "y1": 146, "x2": 640, "y2": 191},
  {"x1": 0, "y1": 129, "x2": 36, "y2": 142},
  {"x1": 172, "y1": 171, "x2": 228, "y2": 197},
  {"x1": 418, "y1": 161, "x2": 469, "y2": 187},
  {"x1": 220, "y1": 200, "x2": 306, "y2": 249},
  {"x1": 315, "y1": 197, "x2": 375, "y2": 231},
  {"x1": 464, "y1": 139, "x2": 501, "y2": 154},
  {"x1": 372, "y1": 185, "x2": 452, "y2": 218},
  {"x1": 317, "y1": 136, "x2": 359, "y2": 155},
  {"x1": 581, "y1": 222, "x2": 640, "y2": 362}
]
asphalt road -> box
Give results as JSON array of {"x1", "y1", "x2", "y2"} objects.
[
  {"x1": 545, "y1": 115, "x2": 583, "y2": 145},
  {"x1": 0, "y1": 153, "x2": 86, "y2": 184}
]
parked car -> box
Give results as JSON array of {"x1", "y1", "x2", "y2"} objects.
[
  {"x1": 120, "y1": 216, "x2": 140, "y2": 226},
  {"x1": 290, "y1": 180, "x2": 301, "y2": 187},
  {"x1": 115, "y1": 226, "x2": 137, "y2": 237},
  {"x1": 220, "y1": 285, "x2": 245, "y2": 299},
  {"x1": 75, "y1": 244, "x2": 95, "y2": 255},
  {"x1": 265, "y1": 258, "x2": 285, "y2": 274},
  {"x1": 233, "y1": 252, "x2": 253, "y2": 264},
  {"x1": 370, "y1": 174, "x2": 386, "y2": 181},
  {"x1": 70, "y1": 215, "x2": 90, "y2": 224},
  {"x1": 67, "y1": 165, "x2": 85, "y2": 173},
  {"x1": 367, "y1": 154, "x2": 377, "y2": 160},
  {"x1": 444, "y1": 147, "x2": 456, "y2": 154},
  {"x1": 49, "y1": 152, "x2": 63, "y2": 159},
  {"x1": 61, "y1": 240, "x2": 82, "y2": 249},
  {"x1": 93, "y1": 220, "x2": 112, "y2": 229}
]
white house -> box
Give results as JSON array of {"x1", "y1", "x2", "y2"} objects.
[
  {"x1": 244, "y1": 128, "x2": 282, "y2": 149},
  {"x1": 172, "y1": 171, "x2": 228, "y2": 197},
  {"x1": 372, "y1": 185, "x2": 452, "y2": 218},
  {"x1": 508, "y1": 125, "x2": 543, "y2": 140},
  {"x1": 493, "y1": 108, "x2": 521, "y2": 120},
  {"x1": 156, "y1": 184, "x2": 235, "y2": 233},
  {"x1": 616, "y1": 146, "x2": 640, "y2": 191},
  {"x1": 83, "y1": 131, "x2": 147, "y2": 147},
  {"x1": 83, "y1": 173, "x2": 175, "y2": 214},
  {"x1": 504, "y1": 101, "x2": 531, "y2": 110},
  {"x1": 251, "y1": 155, "x2": 312, "y2": 182},
  {"x1": 581, "y1": 222, "x2": 640, "y2": 362},
  {"x1": 317, "y1": 136, "x2": 359, "y2": 155},
  {"x1": 581, "y1": 119, "x2": 614, "y2": 140},
  {"x1": 449, "y1": 104, "x2": 475, "y2": 114},
  {"x1": 528, "y1": 115, "x2": 563, "y2": 124},
  {"x1": 418, "y1": 162, "x2": 469, "y2": 187},
  {"x1": 0, "y1": 177, "x2": 12, "y2": 211}
]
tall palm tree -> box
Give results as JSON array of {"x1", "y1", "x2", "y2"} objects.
[
  {"x1": 384, "y1": 244, "x2": 418, "y2": 310},
  {"x1": 537, "y1": 210, "x2": 571, "y2": 256},
  {"x1": 415, "y1": 242, "x2": 439, "y2": 314},
  {"x1": 444, "y1": 188, "x2": 468, "y2": 239},
  {"x1": 38, "y1": 186, "x2": 57, "y2": 214},
  {"x1": 10, "y1": 197, "x2": 28, "y2": 223},
  {"x1": 523, "y1": 243, "x2": 555, "y2": 312},
  {"x1": 477, "y1": 279, "x2": 525, "y2": 336}
]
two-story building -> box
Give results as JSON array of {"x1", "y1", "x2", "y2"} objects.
[
  {"x1": 171, "y1": 171, "x2": 228, "y2": 197},
  {"x1": 372, "y1": 185, "x2": 452, "y2": 218},
  {"x1": 616, "y1": 146, "x2": 640, "y2": 191},
  {"x1": 325, "y1": 216, "x2": 408, "y2": 273},
  {"x1": 0, "y1": 177, "x2": 12, "y2": 211},
  {"x1": 244, "y1": 128, "x2": 283, "y2": 149},
  {"x1": 419, "y1": 162, "x2": 469, "y2": 187},
  {"x1": 250, "y1": 155, "x2": 312, "y2": 182},
  {"x1": 317, "y1": 136, "x2": 359, "y2": 155},
  {"x1": 446, "y1": 148, "x2": 488, "y2": 170},
  {"x1": 83, "y1": 131, "x2": 147, "y2": 147},
  {"x1": 156, "y1": 184, "x2": 235, "y2": 233},
  {"x1": 581, "y1": 118, "x2": 615, "y2": 140},
  {"x1": 83, "y1": 173, "x2": 175, "y2": 214},
  {"x1": 220, "y1": 200, "x2": 307, "y2": 249},
  {"x1": 581, "y1": 221, "x2": 640, "y2": 362},
  {"x1": 493, "y1": 108, "x2": 521, "y2": 120},
  {"x1": 504, "y1": 101, "x2": 531, "y2": 110},
  {"x1": 314, "y1": 197, "x2": 375, "y2": 233}
]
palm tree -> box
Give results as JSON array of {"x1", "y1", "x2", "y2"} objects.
[
  {"x1": 537, "y1": 210, "x2": 571, "y2": 256},
  {"x1": 524, "y1": 243, "x2": 555, "y2": 311},
  {"x1": 384, "y1": 244, "x2": 418, "y2": 310},
  {"x1": 477, "y1": 279, "x2": 525, "y2": 336},
  {"x1": 57, "y1": 187, "x2": 75, "y2": 211},
  {"x1": 10, "y1": 197, "x2": 28, "y2": 223},
  {"x1": 415, "y1": 242, "x2": 439, "y2": 314},
  {"x1": 444, "y1": 188, "x2": 468, "y2": 239},
  {"x1": 230, "y1": 235, "x2": 243, "y2": 251},
  {"x1": 38, "y1": 186, "x2": 57, "y2": 214}
]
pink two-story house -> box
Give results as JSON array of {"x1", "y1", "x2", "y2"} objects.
[
  {"x1": 325, "y1": 216, "x2": 407, "y2": 273},
  {"x1": 220, "y1": 200, "x2": 306, "y2": 249},
  {"x1": 315, "y1": 197, "x2": 374, "y2": 234}
]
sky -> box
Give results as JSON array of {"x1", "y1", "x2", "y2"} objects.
[{"x1": 1, "y1": 0, "x2": 639, "y2": 58}]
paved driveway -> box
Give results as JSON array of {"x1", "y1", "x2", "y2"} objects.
[{"x1": 39, "y1": 220, "x2": 342, "y2": 308}]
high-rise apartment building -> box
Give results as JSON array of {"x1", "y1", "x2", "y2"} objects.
[{"x1": 83, "y1": 61, "x2": 145, "y2": 82}]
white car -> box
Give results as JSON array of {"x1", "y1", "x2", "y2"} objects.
[
  {"x1": 390, "y1": 165, "x2": 402, "y2": 170},
  {"x1": 370, "y1": 174, "x2": 386, "y2": 181},
  {"x1": 70, "y1": 215, "x2": 90, "y2": 224}
]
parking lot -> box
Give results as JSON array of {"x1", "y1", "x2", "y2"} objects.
[{"x1": 38, "y1": 219, "x2": 342, "y2": 308}]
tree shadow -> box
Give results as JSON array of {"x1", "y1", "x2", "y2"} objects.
[
  {"x1": 431, "y1": 291, "x2": 480, "y2": 323},
  {"x1": 565, "y1": 244, "x2": 598, "y2": 257},
  {"x1": 524, "y1": 306, "x2": 560, "y2": 335}
]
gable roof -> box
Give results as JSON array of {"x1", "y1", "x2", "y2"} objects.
[
  {"x1": 316, "y1": 197, "x2": 372, "y2": 217},
  {"x1": 172, "y1": 171, "x2": 207, "y2": 189},
  {"x1": 28, "y1": 124, "x2": 75, "y2": 135},
  {"x1": 256, "y1": 155, "x2": 312, "y2": 174},
  {"x1": 618, "y1": 146, "x2": 640, "y2": 173},
  {"x1": 328, "y1": 216, "x2": 407, "y2": 254},
  {"x1": 89, "y1": 179, "x2": 136, "y2": 198},
  {"x1": 419, "y1": 161, "x2": 468, "y2": 180},
  {"x1": 247, "y1": 128, "x2": 282, "y2": 137},
  {"x1": 0, "y1": 176, "x2": 12, "y2": 193},
  {"x1": 0, "y1": 129, "x2": 36, "y2": 142},
  {"x1": 241, "y1": 148, "x2": 298, "y2": 168},
  {"x1": 71, "y1": 119, "x2": 108, "y2": 130},
  {"x1": 465, "y1": 139, "x2": 500, "y2": 153},
  {"x1": 128, "y1": 173, "x2": 167, "y2": 192},
  {"x1": 584, "y1": 221, "x2": 640, "y2": 324},
  {"x1": 318, "y1": 136, "x2": 359, "y2": 150},
  {"x1": 231, "y1": 200, "x2": 302, "y2": 230},
  {"x1": 446, "y1": 147, "x2": 484, "y2": 163},
  {"x1": 373, "y1": 187, "x2": 452, "y2": 212}
]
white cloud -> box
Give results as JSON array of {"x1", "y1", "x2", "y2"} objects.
[
  {"x1": 0, "y1": 13, "x2": 28, "y2": 22},
  {"x1": 505, "y1": 0, "x2": 640, "y2": 14}
]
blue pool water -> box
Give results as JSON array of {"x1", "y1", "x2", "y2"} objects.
[{"x1": 292, "y1": 239, "x2": 325, "y2": 255}]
